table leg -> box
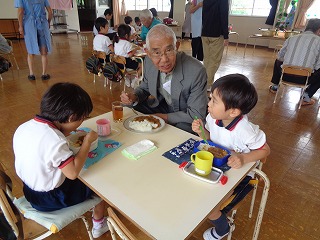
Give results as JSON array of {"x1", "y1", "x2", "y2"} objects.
[
  {"x1": 235, "y1": 33, "x2": 239, "y2": 51},
  {"x1": 243, "y1": 37, "x2": 249, "y2": 58},
  {"x1": 253, "y1": 39, "x2": 257, "y2": 56}
]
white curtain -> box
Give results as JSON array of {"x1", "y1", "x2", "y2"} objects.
[
  {"x1": 294, "y1": 0, "x2": 315, "y2": 28},
  {"x1": 121, "y1": 0, "x2": 127, "y2": 16}
]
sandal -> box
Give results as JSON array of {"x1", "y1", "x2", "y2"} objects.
[
  {"x1": 28, "y1": 75, "x2": 36, "y2": 80},
  {"x1": 41, "y1": 74, "x2": 50, "y2": 80},
  {"x1": 269, "y1": 85, "x2": 278, "y2": 93},
  {"x1": 301, "y1": 98, "x2": 315, "y2": 106}
]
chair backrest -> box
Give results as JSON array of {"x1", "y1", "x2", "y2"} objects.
[
  {"x1": 92, "y1": 50, "x2": 106, "y2": 60},
  {"x1": 0, "y1": 165, "x2": 23, "y2": 239},
  {"x1": 282, "y1": 65, "x2": 312, "y2": 77},
  {"x1": 107, "y1": 207, "x2": 137, "y2": 240}
]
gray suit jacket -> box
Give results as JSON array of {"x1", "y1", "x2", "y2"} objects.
[{"x1": 135, "y1": 52, "x2": 208, "y2": 125}]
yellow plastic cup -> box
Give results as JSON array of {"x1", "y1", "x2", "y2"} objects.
[{"x1": 190, "y1": 151, "x2": 214, "y2": 176}]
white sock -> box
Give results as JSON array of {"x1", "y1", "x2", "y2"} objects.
[
  {"x1": 92, "y1": 217, "x2": 105, "y2": 229},
  {"x1": 303, "y1": 92, "x2": 310, "y2": 102}
]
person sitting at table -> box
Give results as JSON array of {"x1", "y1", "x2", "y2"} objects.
[
  {"x1": 124, "y1": 15, "x2": 137, "y2": 42},
  {"x1": 0, "y1": 34, "x2": 12, "y2": 54},
  {"x1": 139, "y1": 9, "x2": 162, "y2": 41},
  {"x1": 134, "y1": 16, "x2": 142, "y2": 32},
  {"x1": 149, "y1": 7, "x2": 162, "y2": 22},
  {"x1": 114, "y1": 24, "x2": 142, "y2": 88},
  {"x1": 93, "y1": 17, "x2": 114, "y2": 62},
  {"x1": 13, "y1": 82, "x2": 109, "y2": 239},
  {"x1": 93, "y1": 8, "x2": 117, "y2": 40},
  {"x1": 269, "y1": 18, "x2": 320, "y2": 106},
  {"x1": 192, "y1": 74, "x2": 270, "y2": 240},
  {"x1": 120, "y1": 24, "x2": 208, "y2": 133}
]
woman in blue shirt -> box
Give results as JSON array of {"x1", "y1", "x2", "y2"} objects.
[{"x1": 15, "y1": 0, "x2": 52, "y2": 80}]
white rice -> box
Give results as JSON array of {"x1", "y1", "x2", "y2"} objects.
[{"x1": 129, "y1": 119, "x2": 159, "y2": 132}]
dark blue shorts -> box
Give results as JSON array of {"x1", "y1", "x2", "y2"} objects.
[{"x1": 23, "y1": 178, "x2": 94, "y2": 212}]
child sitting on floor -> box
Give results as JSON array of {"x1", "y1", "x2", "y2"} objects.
[
  {"x1": 93, "y1": 17, "x2": 114, "y2": 62},
  {"x1": 13, "y1": 83, "x2": 109, "y2": 239},
  {"x1": 114, "y1": 24, "x2": 142, "y2": 88},
  {"x1": 192, "y1": 74, "x2": 270, "y2": 240}
]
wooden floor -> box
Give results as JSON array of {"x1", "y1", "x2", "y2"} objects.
[{"x1": 1, "y1": 34, "x2": 320, "y2": 240}]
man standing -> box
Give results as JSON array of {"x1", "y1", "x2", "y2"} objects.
[
  {"x1": 15, "y1": 0, "x2": 52, "y2": 80},
  {"x1": 269, "y1": 18, "x2": 320, "y2": 106},
  {"x1": 121, "y1": 24, "x2": 208, "y2": 133},
  {"x1": 190, "y1": 0, "x2": 203, "y2": 61},
  {"x1": 139, "y1": 9, "x2": 162, "y2": 41},
  {"x1": 201, "y1": 0, "x2": 229, "y2": 89}
]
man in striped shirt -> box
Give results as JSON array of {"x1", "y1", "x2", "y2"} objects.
[{"x1": 269, "y1": 18, "x2": 320, "y2": 106}]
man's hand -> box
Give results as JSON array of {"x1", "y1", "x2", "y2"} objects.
[
  {"x1": 120, "y1": 91, "x2": 137, "y2": 105},
  {"x1": 153, "y1": 113, "x2": 168, "y2": 123},
  {"x1": 19, "y1": 26, "x2": 24, "y2": 35}
]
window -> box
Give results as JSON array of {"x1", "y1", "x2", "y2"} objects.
[
  {"x1": 306, "y1": 0, "x2": 320, "y2": 19},
  {"x1": 230, "y1": 0, "x2": 271, "y2": 17},
  {"x1": 125, "y1": 0, "x2": 171, "y2": 12}
]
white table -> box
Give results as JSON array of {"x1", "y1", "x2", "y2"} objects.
[
  {"x1": 243, "y1": 34, "x2": 285, "y2": 57},
  {"x1": 79, "y1": 108, "x2": 256, "y2": 240}
]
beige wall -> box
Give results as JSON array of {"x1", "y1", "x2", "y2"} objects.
[{"x1": 0, "y1": 0, "x2": 17, "y2": 19}]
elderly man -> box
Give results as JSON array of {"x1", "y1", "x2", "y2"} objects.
[
  {"x1": 269, "y1": 18, "x2": 320, "y2": 106},
  {"x1": 120, "y1": 24, "x2": 208, "y2": 133},
  {"x1": 139, "y1": 9, "x2": 162, "y2": 41}
]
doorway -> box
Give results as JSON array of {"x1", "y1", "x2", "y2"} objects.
[
  {"x1": 77, "y1": 0, "x2": 96, "y2": 31},
  {"x1": 76, "y1": 0, "x2": 113, "y2": 32}
]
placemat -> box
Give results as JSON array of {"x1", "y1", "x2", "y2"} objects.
[
  {"x1": 162, "y1": 138, "x2": 231, "y2": 172},
  {"x1": 84, "y1": 139, "x2": 121, "y2": 169}
]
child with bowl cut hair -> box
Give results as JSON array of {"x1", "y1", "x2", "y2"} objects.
[
  {"x1": 192, "y1": 74, "x2": 270, "y2": 240},
  {"x1": 93, "y1": 17, "x2": 114, "y2": 58},
  {"x1": 13, "y1": 82, "x2": 109, "y2": 238}
]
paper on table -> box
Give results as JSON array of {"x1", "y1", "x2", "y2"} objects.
[{"x1": 121, "y1": 139, "x2": 157, "y2": 160}]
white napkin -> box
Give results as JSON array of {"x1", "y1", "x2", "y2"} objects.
[{"x1": 121, "y1": 139, "x2": 157, "y2": 160}]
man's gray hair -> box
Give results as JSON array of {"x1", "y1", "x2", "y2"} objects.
[
  {"x1": 145, "y1": 24, "x2": 177, "y2": 50},
  {"x1": 305, "y1": 18, "x2": 320, "y2": 33},
  {"x1": 140, "y1": 9, "x2": 153, "y2": 19}
]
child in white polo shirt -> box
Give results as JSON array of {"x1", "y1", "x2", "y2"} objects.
[
  {"x1": 124, "y1": 15, "x2": 137, "y2": 42},
  {"x1": 93, "y1": 17, "x2": 114, "y2": 61},
  {"x1": 13, "y1": 83, "x2": 109, "y2": 239},
  {"x1": 192, "y1": 74, "x2": 271, "y2": 240},
  {"x1": 114, "y1": 24, "x2": 142, "y2": 88}
]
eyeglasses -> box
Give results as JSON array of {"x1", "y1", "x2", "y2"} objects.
[{"x1": 150, "y1": 46, "x2": 176, "y2": 59}]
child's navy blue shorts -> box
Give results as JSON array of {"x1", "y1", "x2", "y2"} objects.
[{"x1": 23, "y1": 178, "x2": 94, "y2": 212}]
